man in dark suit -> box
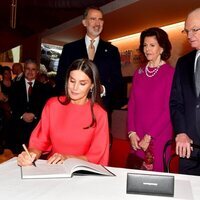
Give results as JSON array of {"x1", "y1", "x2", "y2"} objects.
[
  {"x1": 170, "y1": 8, "x2": 200, "y2": 175},
  {"x1": 56, "y1": 6, "x2": 124, "y2": 113},
  {"x1": 9, "y1": 59, "x2": 47, "y2": 154}
]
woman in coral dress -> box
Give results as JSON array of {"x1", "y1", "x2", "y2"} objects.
[{"x1": 17, "y1": 59, "x2": 109, "y2": 166}]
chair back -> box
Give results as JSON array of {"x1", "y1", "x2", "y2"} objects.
[
  {"x1": 109, "y1": 109, "x2": 130, "y2": 168},
  {"x1": 111, "y1": 109, "x2": 128, "y2": 140},
  {"x1": 163, "y1": 139, "x2": 200, "y2": 173},
  {"x1": 163, "y1": 140, "x2": 178, "y2": 173}
]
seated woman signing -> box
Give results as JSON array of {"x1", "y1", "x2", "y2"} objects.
[{"x1": 17, "y1": 58, "x2": 109, "y2": 166}]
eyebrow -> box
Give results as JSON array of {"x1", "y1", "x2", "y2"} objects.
[{"x1": 69, "y1": 76, "x2": 89, "y2": 82}]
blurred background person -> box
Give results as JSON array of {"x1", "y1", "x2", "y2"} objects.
[
  {"x1": 127, "y1": 27, "x2": 174, "y2": 172},
  {"x1": 12, "y1": 63, "x2": 23, "y2": 82},
  {"x1": 9, "y1": 59, "x2": 48, "y2": 154},
  {"x1": 37, "y1": 72, "x2": 56, "y2": 98},
  {"x1": 0, "y1": 66, "x2": 13, "y2": 152}
]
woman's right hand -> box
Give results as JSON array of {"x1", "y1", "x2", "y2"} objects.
[
  {"x1": 129, "y1": 132, "x2": 141, "y2": 151},
  {"x1": 17, "y1": 151, "x2": 36, "y2": 166}
]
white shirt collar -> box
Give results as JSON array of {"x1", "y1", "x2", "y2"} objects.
[
  {"x1": 85, "y1": 35, "x2": 100, "y2": 52},
  {"x1": 25, "y1": 79, "x2": 35, "y2": 86},
  {"x1": 196, "y1": 50, "x2": 200, "y2": 58},
  {"x1": 18, "y1": 72, "x2": 23, "y2": 77}
]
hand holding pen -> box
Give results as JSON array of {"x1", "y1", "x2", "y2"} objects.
[{"x1": 17, "y1": 144, "x2": 37, "y2": 167}]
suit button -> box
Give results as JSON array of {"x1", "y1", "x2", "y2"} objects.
[{"x1": 196, "y1": 105, "x2": 200, "y2": 109}]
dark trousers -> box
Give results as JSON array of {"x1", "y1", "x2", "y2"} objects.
[{"x1": 179, "y1": 149, "x2": 200, "y2": 176}]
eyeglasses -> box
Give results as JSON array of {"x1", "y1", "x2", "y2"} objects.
[{"x1": 182, "y1": 27, "x2": 200, "y2": 35}]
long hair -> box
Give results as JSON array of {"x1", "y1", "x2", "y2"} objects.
[{"x1": 58, "y1": 58, "x2": 102, "y2": 128}]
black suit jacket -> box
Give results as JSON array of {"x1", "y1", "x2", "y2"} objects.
[
  {"x1": 170, "y1": 50, "x2": 200, "y2": 145},
  {"x1": 10, "y1": 78, "x2": 47, "y2": 120},
  {"x1": 56, "y1": 38, "x2": 124, "y2": 110},
  {"x1": 9, "y1": 77, "x2": 48, "y2": 151}
]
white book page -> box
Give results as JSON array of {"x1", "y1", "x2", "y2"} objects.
[
  {"x1": 64, "y1": 158, "x2": 113, "y2": 176},
  {"x1": 21, "y1": 158, "x2": 114, "y2": 179},
  {"x1": 22, "y1": 159, "x2": 68, "y2": 179}
]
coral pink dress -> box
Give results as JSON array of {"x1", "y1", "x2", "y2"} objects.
[
  {"x1": 29, "y1": 97, "x2": 109, "y2": 165},
  {"x1": 128, "y1": 64, "x2": 174, "y2": 172}
]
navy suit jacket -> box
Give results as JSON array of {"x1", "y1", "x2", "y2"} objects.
[
  {"x1": 170, "y1": 50, "x2": 200, "y2": 146},
  {"x1": 56, "y1": 38, "x2": 124, "y2": 110}
]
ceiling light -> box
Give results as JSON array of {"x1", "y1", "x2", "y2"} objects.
[{"x1": 109, "y1": 21, "x2": 185, "y2": 43}]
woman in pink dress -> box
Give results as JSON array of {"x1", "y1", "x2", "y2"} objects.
[
  {"x1": 17, "y1": 58, "x2": 109, "y2": 166},
  {"x1": 127, "y1": 27, "x2": 174, "y2": 172}
]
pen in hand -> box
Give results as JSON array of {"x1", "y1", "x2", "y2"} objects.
[{"x1": 22, "y1": 144, "x2": 37, "y2": 167}]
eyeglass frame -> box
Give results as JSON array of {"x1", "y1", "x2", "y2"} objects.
[{"x1": 182, "y1": 27, "x2": 200, "y2": 35}]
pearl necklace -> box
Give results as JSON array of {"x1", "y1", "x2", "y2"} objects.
[{"x1": 145, "y1": 62, "x2": 163, "y2": 78}]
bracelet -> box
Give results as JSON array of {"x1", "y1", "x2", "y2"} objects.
[{"x1": 128, "y1": 131, "x2": 136, "y2": 138}]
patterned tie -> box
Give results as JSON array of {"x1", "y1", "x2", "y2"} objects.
[
  {"x1": 28, "y1": 82, "x2": 33, "y2": 96},
  {"x1": 88, "y1": 40, "x2": 95, "y2": 60},
  {"x1": 195, "y1": 56, "x2": 200, "y2": 97}
]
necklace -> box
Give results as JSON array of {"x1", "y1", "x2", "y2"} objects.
[{"x1": 145, "y1": 61, "x2": 163, "y2": 78}]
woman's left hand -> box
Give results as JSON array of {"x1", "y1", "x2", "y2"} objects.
[
  {"x1": 139, "y1": 134, "x2": 151, "y2": 151},
  {"x1": 47, "y1": 153, "x2": 65, "y2": 164}
]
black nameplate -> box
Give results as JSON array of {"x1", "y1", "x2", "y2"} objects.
[{"x1": 127, "y1": 173, "x2": 174, "y2": 197}]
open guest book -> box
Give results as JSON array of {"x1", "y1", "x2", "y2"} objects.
[{"x1": 21, "y1": 158, "x2": 115, "y2": 179}]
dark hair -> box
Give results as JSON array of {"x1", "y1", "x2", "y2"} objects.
[
  {"x1": 59, "y1": 58, "x2": 102, "y2": 129},
  {"x1": 12, "y1": 62, "x2": 23, "y2": 70},
  {"x1": 83, "y1": 6, "x2": 103, "y2": 19},
  {"x1": 24, "y1": 59, "x2": 38, "y2": 69},
  {"x1": 1, "y1": 66, "x2": 11, "y2": 76},
  {"x1": 139, "y1": 27, "x2": 172, "y2": 61}
]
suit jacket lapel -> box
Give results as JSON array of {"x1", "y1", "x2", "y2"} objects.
[
  {"x1": 80, "y1": 38, "x2": 88, "y2": 58},
  {"x1": 190, "y1": 50, "x2": 198, "y2": 97},
  {"x1": 21, "y1": 78, "x2": 28, "y2": 102},
  {"x1": 94, "y1": 39, "x2": 105, "y2": 61}
]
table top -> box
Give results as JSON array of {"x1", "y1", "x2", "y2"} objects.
[{"x1": 0, "y1": 158, "x2": 199, "y2": 200}]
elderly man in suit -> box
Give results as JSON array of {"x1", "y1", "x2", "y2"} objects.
[
  {"x1": 56, "y1": 6, "x2": 124, "y2": 114},
  {"x1": 9, "y1": 59, "x2": 48, "y2": 154},
  {"x1": 170, "y1": 8, "x2": 200, "y2": 175}
]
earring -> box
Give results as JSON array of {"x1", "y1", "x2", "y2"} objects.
[{"x1": 90, "y1": 88, "x2": 93, "y2": 93}]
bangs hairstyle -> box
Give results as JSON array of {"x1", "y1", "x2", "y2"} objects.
[
  {"x1": 139, "y1": 27, "x2": 172, "y2": 61},
  {"x1": 59, "y1": 58, "x2": 102, "y2": 129}
]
